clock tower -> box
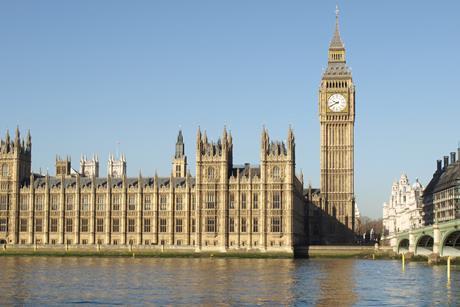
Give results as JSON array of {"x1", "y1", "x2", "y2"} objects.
[{"x1": 319, "y1": 6, "x2": 355, "y2": 240}]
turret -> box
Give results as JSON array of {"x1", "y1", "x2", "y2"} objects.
[
  {"x1": 55, "y1": 155, "x2": 71, "y2": 177},
  {"x1": 108, "y1": 153, "x2": 126, "y2": 178},
  {"x1": 80, "y1": 154, "x2": 99, "y2": 177},
  {"x1": 328, "y1": 5, "x2": 346, "y2": 63},
  {"x1": 26, "y1": 129, "x2": 32, "y2": 152},
  {"x1": 172, "y1": 130, "x2": 187, "y2": 178},
  {"x1": 287, "y1": 126, "x2": 295, "y2": 160}
]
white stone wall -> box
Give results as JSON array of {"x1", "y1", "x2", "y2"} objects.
[{"x1": 383, "y1": 174, "x2": 424, "y2": 237}]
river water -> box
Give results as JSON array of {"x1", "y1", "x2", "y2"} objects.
[{"x1": 0, "y1": 257, "x2": 458, "y2": 306}]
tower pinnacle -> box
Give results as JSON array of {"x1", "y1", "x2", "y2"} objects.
[{"x1": 330, "y1": 5, "x2": 344, "y2": 50}]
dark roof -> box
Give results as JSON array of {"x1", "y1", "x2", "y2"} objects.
[
  {"x1": 230, "y1": 164, "x2": 260, "y2": 178},
  {"x1": 24, "y1": 176, "x2": 195, "y2": 190},
  {"x1": 323, "y1": 62, "x2": 351, "y2": 78},
  {"x1": 424, "y1": 162, "x2": 460, "y2": 195},
  {"x1": 303, "y1": 188, "x2": 320, "y2": 197}
]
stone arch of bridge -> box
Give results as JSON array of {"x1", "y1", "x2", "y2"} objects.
[
  {"x1": 441, "y1": 230, "x2": 460, "y2": 257},
  {"x1": 415, "y1": 234, "x2": 433, "y2": 256},
  {"x1": 397, "y1": 238, "x2": 409, "y2": 254}
]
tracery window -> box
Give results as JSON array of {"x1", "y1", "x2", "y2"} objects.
[
  {"x1": 273, "y1": 166, "x2": 280, "y2": 179},
  {"x1": 1, "y1": 164, "x2": 8, "y2": 177}
]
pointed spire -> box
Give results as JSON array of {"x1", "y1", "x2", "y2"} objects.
[
  {"x1": 26, "y1": 129, "x2": 31, "y2": 150},
  {"x1": 227, "y1": 129, "x2": 232, "y2": 145},
  {"x1": 330, "y1": 5, "x2": 344, "y2": 50},
  {"x1": 175, "y1": 129, "x2": 185, "y2": 158},
  {"x1": 223, "y1": 125, "x2": 227, "y2": 141},
  {"x1": 196, "y1": 126, "x2": 201, "y2": 142},
  {"x1": 5, "y1": 129, "x2": 10, "y2": 147},
  {"x1": 288, "y1": 125, "x2": 294, "y2": 143},
  {"x1": 14, "y1": 126, "x2": 20, "y2": 143},
  {"x1": 177, "y1": 129, "x2": 184, "y2": 144},
  {"x1": 202, "y1": 130, "x2": 208, "y2": 144}
]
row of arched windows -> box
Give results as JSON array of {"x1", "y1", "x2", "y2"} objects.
[
  {"x1": 326, "y1": 81, "x2": 347, "y2": 88},
  {"x1": 331, "y1": 53, "x2": 343, "y2": 61}
]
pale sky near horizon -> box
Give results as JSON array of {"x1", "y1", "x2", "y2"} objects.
[{"x1": 1, "y1": 1, "x2": 459, "y2": 218}]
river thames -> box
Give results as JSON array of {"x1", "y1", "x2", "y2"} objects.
[{"x1": 0, "y1": 257, "x2": 458, "y2": 306}]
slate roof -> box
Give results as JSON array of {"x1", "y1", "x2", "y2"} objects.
[
  {"x1": 424, "y1": 161, "x2": 460, "y2": 195},
  {"x1": 230, "y1": 164, "x2": 260, "y2": 178},
  {"x1": 329, "y1": 19, "x2": 344, "y2": 50},
  {"x1": 24, "y1": 175, "x2": 195, "y2": 189},
  {"x1": 323, "y1": 62, "x2": 352, "y2": 78}
]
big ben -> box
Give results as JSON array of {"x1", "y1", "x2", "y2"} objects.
[{"x1": 319, "y1": 6, "x2": 355, "y2": 240}]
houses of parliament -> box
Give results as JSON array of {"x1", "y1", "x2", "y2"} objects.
[{"x1": 0, "y1": 9, "x2": 356, "y2": 251}]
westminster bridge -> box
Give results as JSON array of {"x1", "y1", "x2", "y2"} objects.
[{"x1": 388, "y1": 219, "x2": 460, "y2": 257}]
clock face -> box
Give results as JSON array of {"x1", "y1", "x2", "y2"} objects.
[{"x1": 327, "y1": 94, "x2": 347, "y2": 112}]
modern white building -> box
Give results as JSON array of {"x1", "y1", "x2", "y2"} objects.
[{"x1": 382, "y1": 174, "x2": 424, "y2": 240}]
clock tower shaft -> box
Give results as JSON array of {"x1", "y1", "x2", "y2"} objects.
[{"x1": 319, "y1": 7, "x2": 355, "y2": 241}]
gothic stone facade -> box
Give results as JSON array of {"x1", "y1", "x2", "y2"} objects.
[
  {"x1": 0, "y1": 127, "x2": 307, "y2": 253},
  {"x1": 309, "y1": 8, "x2": 356, "y2": 243}
]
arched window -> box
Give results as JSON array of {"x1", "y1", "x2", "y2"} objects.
[
  {"x1": 1, "y1": 164, "x2": 8, "y2": 177},
  {"x1": 273, "y1": 166, "x2": 280, "y2": 179}
]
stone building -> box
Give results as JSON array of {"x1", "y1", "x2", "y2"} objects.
[
  {"x1": 0, "y1": 127, "x2": 307, "y2": 253},
  {"x1": 307, "y1": 6, "x2": 356, "y2": 244},
  {"x1": 422, "y1": 149, "x2": 460, "y2": 225},
  {"x1": 382, "y1": 174, "x2": 424, "y2": 238}
]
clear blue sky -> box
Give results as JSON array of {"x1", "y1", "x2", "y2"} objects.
[{"x1": 1, "y1": 1, "x2": 459, "y2": 218}]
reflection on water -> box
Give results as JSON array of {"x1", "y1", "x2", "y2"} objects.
[{"x1": 0, "y1": 257, "x2": 458, "y2": 305}]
